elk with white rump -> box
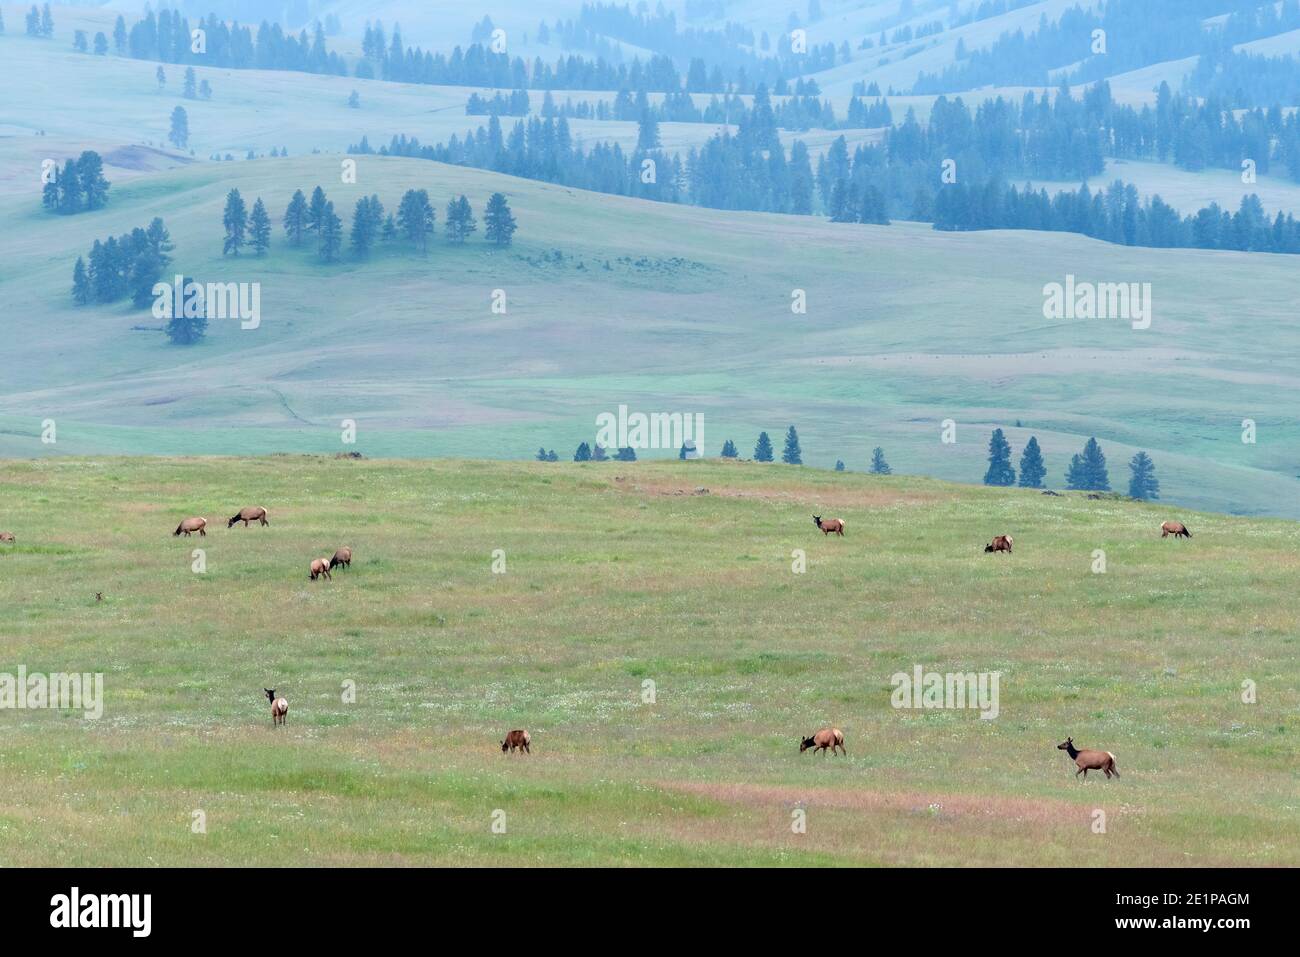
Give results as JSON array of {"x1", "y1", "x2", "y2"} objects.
[
  {"x1": 173, "y1": 517, "x2": 207, "y2": 537},
  {"x1": 813, "y1": 515, "x2": 845, "y2": 536},
  {"x1": 1057, "y1": 737, "x2": 1119, "y2": 779},
  {"x1": 228, "y1": 506, "x2": 269, "y2": 528},
  {"x1": 265, "y1": 689, "x2": 288, "y2": 727},
  {"x1": 501, "y1": 729, "x2": 531, "y2": 754},
  {"x1": 309, "y1": 557, "x2": 332, "y2": 581},
  {"x1": 328, "y1": 546, "x2": 352, "y2": 571},
  {"x1": 800, "y1": 728, "x2": 846, "y2": 756}
]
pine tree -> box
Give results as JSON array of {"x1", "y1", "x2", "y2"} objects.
[
  {"x1": 1080, "y1": 437, "x2": 1110, "y2": 491},
  {"x1": 283, "y1": 189, "x2": 308, "y2": 245},
  {"x1": 199, "y1": 80, "x2": 212, "y2": 100},
  {"x1": 307, "y1": 186, "x2": 328, "y2": 234},
  {"x1": 397, "y1": 188, "x2": 434, "y2": 252},
  {"x1": 318, "y1": 200, "x2": 343, "y2": 262},
  {"x1": 591, "y1": 443, "x2": 608, "y2": 461},
  {"x1": 93, "y1": 32, "x2": 107, "y2": 55},
  {"x1": 536, "y1": 447, "x2": 549, "y2": 461},
  {"x1": 382, "y1": 214, "x2": 397, "y2": 241},
  {"x1": 1018, "y1": 436, "x2": 1046, "y2": 488},
  {"x1": 835, "y1": 460, "x2": 845, "y2": 471},
  {"x1": 71, "y1": 257, "x2": 91, "y2": 305},
  {"x1": 1064, "y1": 454, "x2": 1087, "y2": 490},
  {"x1": 156, "y1": 65, "x2": 167, "y2": 90},
  {"x1": 720, "y1": 439, "x2": 737, "y2": 458},
  {"x1": 113, "y1": 15, "x2": 126, "y2": 52},
  {"x1": 168, "y1": 106, "x2": 188, "y2": 148},
  {"x1": 636, "y1": 110, "x2": 661, "y2": 151},
  {"x1": 483, "y1": 192, "x2": 517, "y2": 245},
  {"x1": 1127, "y1": 451, "x2": 1160, "y2": 500},
  {"x1": 39, "y1": 2, "x2": 51, "y2": 36},
  {"x1": 348, "y1": 90, "x2": 360, "y2": 108},
  {"x1": 754, "y1": 431, "x2": 774, "y2": 462},
  {"x1": 781, "y1": 426, "x2": 802, "y2": 464},
  {"x1": 615, "y1": 447, "x2": 637, "y2": 461},
  {"x1": 574, "y1": 442, "x2": 591, "y2": 461},
  {"x1": 547, "y1": 450, "x2": 559, "y2": 462},
  {"x1": 222, "y1": 189, "x2": 247, "y2": 255},
  {"x1": 983, "y1": 428, "x2": 1016, "y2": 486},
  {"x1": 248, "y1": 198, "x2": 271, "y2": 256},
  {"x1": 74, "y1": 30, "x2": 88, "y2": 53},
  {"x1": 870, "y1": 447, "x2": 891, "y2": 474},
  {"x1": 57, "y1": 159, "x2": 82, "y2": 213},
  {"x1": 183, "y1": 67, "x2": 197, "y2": 99},
  {"x1": 350, "y1": 196, "x2": 378, "y2": 256},
  {"x1": 41, "y1": 166, "x2": 60, "y2": 211},
  {"x1": 165, "y1": 277, "x2": 207, "y2": 345},
  {"x1": 445, "y1": 195, "x2": 476, "y2": 244}
]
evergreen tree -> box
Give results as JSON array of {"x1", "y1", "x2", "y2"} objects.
[
  {"x1": 348, "y1": 89, "x2": 360, "y2": 108},
  {"x1": 547, "y1": 450, "x2": 559, "y2": 462},
  {"x1": 39, "y1": 2, "x2": 51, "y2": 36},
  {"x1": 77, "y1": 151, "x2": 110, "y2": 209},
  {"x1": 56, "y1": 159, "x2": 82, "y2": 213},
  {"x1": 720, "y1": 439, "x2": 737, "y2": 458},
  {"x1": 1064, "y1": 454, "x2": 1088, "y2": 490},
  {"x1": 983, "y1": 428, "x2": 1016, "y2": 486},
  {"x1": 1018, "y1": 436, "x2": 1046, "y2": 488},
  {"x1": 93, "y1": 32, "x2": 107, "y2": 55},
  {"x1": 483, "y1": 191, "x2": 517, "y2": 245},
  {"x1": 156, "y1": 65, "x2": 166, "y2": 90},
  {"x1": 183, "y1": 67, "x2": 197, "y2": 99},
  {"x1": 165, "y1": 277, "x2": 207, "y2": 345},
  {"x1": 199, "y1": 79, "x2": 212, "y2": 100},
  {"x1": 1080, "y1": 437, "x2": 1110, "y2": 491},
  {"x1": 754, "y1": 431, "x2": 774, "y2": 462},
  {"x1": 222, "y1": 189, "x2": 247, "y2": 255},
  {"x1": 615, "y1": 447, "x2": 638, "y2": 461},
  {"x1": 835, "y1": 459, "x2": 845, "y2": 471},
  {"x1": 870, "y1": 447, "x2": 891, "y2": 474},
  {"x1": 781, "y1": 425, "x2": 802, "y2": 464},
  {"x1": 41, "y1": 166, "x2": 60, "y2": 211},
  {"x1": 318, "y1": 200, "x2": 343, "y2": 262},
  {"x1": 397, "y1": 188, "x2": 434, "y2": 252},
  {"x1": 248, "y1": 198, "x2": 271, "y2": 256},
  {"x1": 381, "y1": 213, "x2": 398, "y2": 242},
  {"x1": 636, "y1": 110, "x2": 661, "y2": 151},
  {"x1": 74, "y1": 30, "x2": 88, "y2": 53},
  {"x1": 128, "y1": 250, "x2": 164, "y2": 308},
  {"x1": 25, "y1": 6, "x2": 38, "y2": 36},
  {"x1": 591, "y1": 443, "x2": 608, "y2": 461},
  {"x1": 350, "y1": 195, "x2": 379, "y2": 256},
  {"x1": 536, "y1": 447, "x2": 548, "y2": 461},
  {"x1": 168, "y1": 106, "x2": 188, "y2": 148},
  {"x1": 445, "y1": 194, "x2": 477, "y2": 243},
  {"x1": 1127, "y1": 451, "x2": 1160, "y2": 500},
  {"x1": 307, "y1": 185, "x2": 328, "y2": 233},
  {"x1": 113, "y1": 15, "x2": 126, "y2": 52},
  {"x1": 71, "y1": 257, "x2": 91, "y2": 304},
  {"x1": 574, "y1": 441, "x2": 591, "y2": 461},
  {"x1": 283, "y1": 189, "x2": 308, "y2": 245}
]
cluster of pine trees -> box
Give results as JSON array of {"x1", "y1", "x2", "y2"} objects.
[
  {"x1": 41, "y1": 151, "x2": 110, "y2": 214},
  {"x1": 983, "y1": 429, "x2": 1160, "y2": 500},
  {"x1": 23, "y1": 4, "x2": 53, "y2": 38},
  {"x1": 122, "y1": 8, "x2": 348, "y2": 75},
  {"x1": 70, "y1": 218, "x2": 173, "y2": 310}
]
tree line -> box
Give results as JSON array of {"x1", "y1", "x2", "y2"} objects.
[
  {"x1": 983, "y1": 428, "x2": 1160, "y2": 499},
  {"x1": 41, "y1": 151, "x2": 110, "y2": 214}
]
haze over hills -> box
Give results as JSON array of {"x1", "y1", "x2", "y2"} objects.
[{"x1": 3, "y1": 0, "x2": 1300, "y2": 519}]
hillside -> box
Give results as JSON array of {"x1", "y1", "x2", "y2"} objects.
[{"x1": 0, "y1": 457, "x2": 1296, "y2": 866}]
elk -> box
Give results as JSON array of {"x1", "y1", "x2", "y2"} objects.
[
  {"x1": 813, "y1": 515, "x2": 845, "y2": 536},
  {"x1": 800, "y1": 728, "x2": 846, "y2": 756},
  {"x1": 984, "y1": 534, "x2": 1013, "y2": 553},
  {"x1": 173, "y1": 517, "x2": 207, "y2": 537},
  {"x1": 0, "y1": 532, "x2": 14, "y2": 543},
  {"x1": 1057, "y1": 737, "x2": 1119, "y2": 779},
  {"x1": 309, "y1": 557, "x2": 332, "y2": 581},
  {"x1": 227, "y1": 506, "x2": 269, "y2": 528},
  {"x1": 501, "y1": 729, "x2": 531, "y2": 754},
  {"x1": 265, "y1": 689, "x2": 288, "y2": 727},
  {"x1": 328, "y1": 546, "x2": 352, "y2": 571},
  {"x1": 1161, "y1": 521, "x2": 1191, "y2": 538}
]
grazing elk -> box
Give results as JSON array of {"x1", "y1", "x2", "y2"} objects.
[
  {"x1": 309, "y1": 557, "x2": 332, "y2": 581},
  {"x1": 501, "y1": 729, "x2": 531, "y2": 754},
  {"x1": 1161, "y1": 521, "x2": 1191, "y2": 538},
  {"x1": 265, "y1": 689, "x2": 288, "y2": 727},
  {"x1": 984, "y1": 534, "x2": 1013, "y2": 553},
  {"x1": 173, "y1": 517, "x2": 207, "y2": 537},
  {"x1": 800, "y1": 728, "x2": 846, "y2": 756},
  {"x1": 0, "y1": 532, "x2": 14, "y2": 543},
  {"x1": 1057, "y1": 737, "x2": 1119, "y2": 779},
  {"x1": 813, "y1": 515, "x2": 845, "y2": 536},
  {"x1": 328, "y1": 546, "x2": 352, "y2": 571},
  {"x1": 227, "y1": 506, "x2": 269, "y2": 528}
]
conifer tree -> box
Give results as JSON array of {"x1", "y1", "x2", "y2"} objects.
[
  {"x1": 870, "y1": 447, "x2": 891, "y2": 474},
  {"x1": 983, "y1": 428, "x2": 1016, "y2": 486},
  {"x1": 1127, "y1": 451, "x2": 1159, "y2": 500},
  {"x1": 754, "y1": 431, "x2": 774, "y2": 462},
  {"x1": 283, "y1": 189, "x2": 308, "y2": 245},
  {"x1": 484, "y1": 192, "x2": 517, "y2": 245},
  {"x1": 71, "y1": 257, "x2": 91, "y2": 304},
  {"x1": 248, "y1": 198, "x2": 271, "y2": 256},
  {"x1": 782, "y1": 426, "x2": 802, "y2": 464},
  {"x1": 1018, "y1": 436, "x2": 1046, "y2": 488},
  {"x1": 318, "y1": 200, "x2": 343, "y2": 262},
  {"x1": 222, "y1": 189, "x2": 247, "y2": 255},
  {"x1": 720, "y1": 439, "x2": 737, "y2": 458}
]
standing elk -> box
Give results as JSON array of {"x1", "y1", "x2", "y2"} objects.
[
  {"x1": 265, "y1": 689, "x2": 288, "y2": 727},
  {"x1": 1160, "y1": 521, "x2": 1191, "y2": 538},
  {"x1": 813, "y1": 515, "x2": 845, "y2": 536},
  {"x1": 309, "y1": 557, "x2": 332, "y2": 581},
  {"x1": 1057, "y1": 737, "x2": 1119, "y2": 779},
  {"x1": 501, "y1": 729, "x2": 531, "y2": 754},
  {"x1": 800, "y1": 728, "x2": 846, "y2": 756},
  {"x1": 329, "y1": 546, "x2": 352, "y2": 571},
  {"x1": 228, "y1": 506, "x2": 269, "y2": 528},
  {"x1": 984, "y1": 534, "x2": 1013, "y2": 553},
  {"x1": 173, "y1": 517, "x2": 207, "y2": 537}
]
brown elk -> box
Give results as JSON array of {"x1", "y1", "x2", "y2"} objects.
[
  {"x1": 984, "y1": 534, "x2": 1013, "y2": 553},
  {"x1": 813, "y1": 515, "x2": 845, "y2": 536},
  {"x1": 328, "y1": 546, "x2": 352, "y2": 571},
  {"x1": 309, "y1": 557, "x2": 332, "y2": 581},
  {"x1": 1160, "y1": 521, "x2": 1191, "y2": 538},
  {"x1": 173, "y1": 517, "x2": 207, "y2": 537},
  {"x1": 800, "y1": 728, "x2": 845, "y2": 756},
  {"x1": 501, "y1": 729, "x2": 531, "y2": 754},
  {"x1": 265, "y1": 689, "x2": 288, "y2": 727},
  {"x1": 228, "y1": 506, "x2": 269, "y2": 528},
  {"x1": 0, "y1": 532, "x2": 14, "y2": 543},
  {"x1": 1057, "y1": 737, "x2": 1119, "y2": 779}
]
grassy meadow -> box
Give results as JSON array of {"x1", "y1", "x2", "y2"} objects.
[{"x1": 0, "y1": 455, "x2": 1296, "y2": 866}]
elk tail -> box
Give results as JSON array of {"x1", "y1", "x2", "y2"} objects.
[{"x1": 1108, "y1": 753, "x2": 1119, "y2": 777}]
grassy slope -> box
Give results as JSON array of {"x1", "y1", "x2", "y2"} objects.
[{"x1": 0, "y1": 456, "x2": 1295, "y2": 866}]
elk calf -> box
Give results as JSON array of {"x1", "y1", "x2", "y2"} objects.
[
  {"x1": 800, "y1": 728, "x2": 845, "y2": 756},
  {"x1": 1057, "y1": 737, "x2": 1119, "y2": 779},
  {"x1": 984, "y1": 534, "x2": 1013, "y2": 553},
  {"x1": 501, "y1": 729, "x2": 531, "y2": 754},
  {"x1": 173, "y1": 517, "x2": 207, "y2": 537},
  {"x1": 329, "y1": 546, "x2": 352, "y2": 571},
  {"x1": 265, "y1": 689, "x2": 288, "y2": 727},
  {"x1": 0, "y1": 532, "x2": 14, "y2": 543},
  {"x1": 228, "y1": 506, "x2": 269, "y2": 528},
  {"x1": 1160, "y1": 521, "x2": 1191, "y2": 538},
  {"x1": 309, "y1": 557, "x2": 332, "y2": 581},
  {"x1": 813, "y1": 515, "x2": 845, "y2": 536}
]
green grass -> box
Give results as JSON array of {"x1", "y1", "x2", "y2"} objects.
[{"x1": 0, "y1": 456, "x2": 1296, "y2": 865}]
